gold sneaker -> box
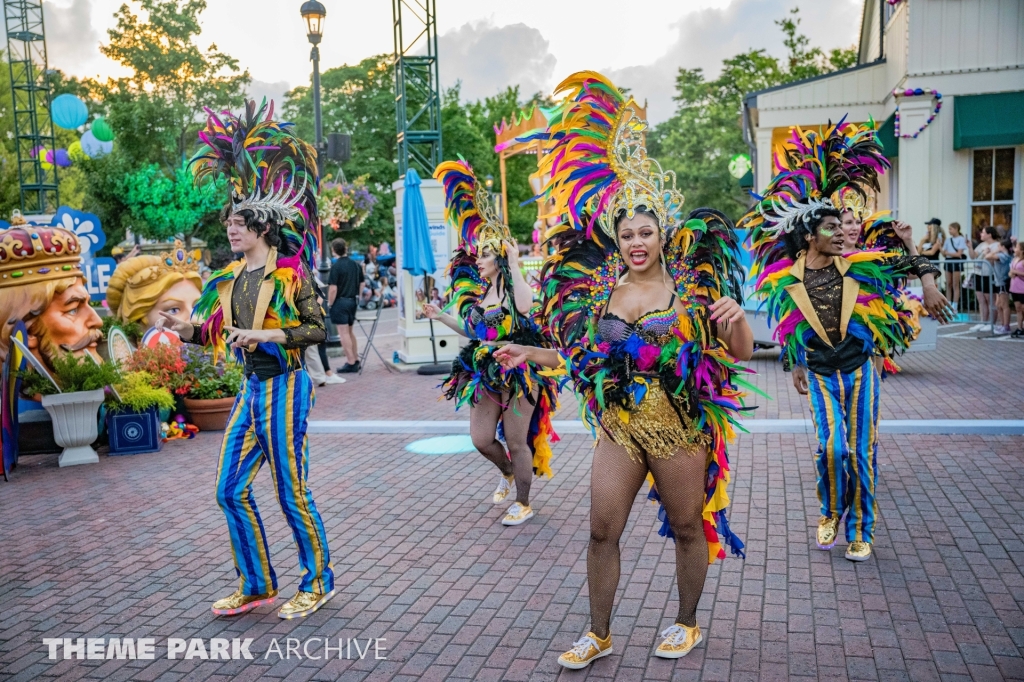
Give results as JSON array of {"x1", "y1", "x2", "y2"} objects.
[
  {"x1": 492, "y1": 474, "x2": 514, "y2": 503},
  {"x1": 501, "y1": 502, "x2": 534, "y2": 526},
  {"x1": 558, "y1": 632, "x2": 612, "y2": 670},
  {"x1": 655, "y1": 623, "x2": 703, "y2": 658},
  {"x1": 845, "y1": 541, "x2": 872, "y2": 562},
  {"x1": 277, "y1": 589, "x2": 336, "y2": 619},
  {"x1": 816, "y1": 515, "x2": 840, "y2": 550},
  {"x1": 211, "y1": 588, "x2": 278, "y2": 616}
]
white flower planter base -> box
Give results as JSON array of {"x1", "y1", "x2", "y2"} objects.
[
  {"x1": 41, "y1": 388, "x2": 105, "y2": 468},
  {"x1": 58, "y1": 445, "x2": 100, "y2": 467}
]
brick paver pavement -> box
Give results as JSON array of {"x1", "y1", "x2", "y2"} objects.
[
  {"x1": 2, "y1": 425, "x2": 1023, "y2": 680},
  {"x1": 314, "y1": 309, "x2": 1024, "y2": 423}
]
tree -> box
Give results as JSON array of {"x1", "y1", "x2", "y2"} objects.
[
  {"x1": 121, "y1": 160, "x2": 226, "y2": 248},
  {"x1": 649, "y1": 8, "x2": 858, "y2": 221}
]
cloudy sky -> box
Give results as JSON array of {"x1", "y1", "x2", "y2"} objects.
[{"x1": 39, "y1": 0, "x2": 861, "y2": 123}]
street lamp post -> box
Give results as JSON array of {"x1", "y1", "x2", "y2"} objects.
[{"x1": 301, "y1": 0, "x2": 338, "y2": 343}]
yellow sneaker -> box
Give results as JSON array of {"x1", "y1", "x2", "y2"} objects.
[
  {"x1": 211, "y1": 588, "x2": 278, "y2": 616},
  {"x1": 277, "y1": 589, "x2": 336, "y2": 619},
  {"x1": 558, "y1": 632, "x2": 612, "y2": 670},
  {"x1": 845, "y1": 541, "x2": 872, "y2": 562},
  {"x1": 655, "y1": 623, "x2": 703, "y2": 658},
  {"x1": 501, "y1": 502, "x2": 534, "y2": 526},
  {"x1": 816, "y1": 515, "x2": 840, "y2": 550},
  {"x1": 492, "y1": 474, "x2": 514, "y2": 503}
]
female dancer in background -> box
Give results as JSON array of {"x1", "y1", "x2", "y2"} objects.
[{"x1": 424, "y1": 160, "x2": 558, "y2": 527}]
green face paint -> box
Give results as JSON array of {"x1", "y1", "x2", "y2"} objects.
[{"x1": 817, "y1": 225, "x2": 837, "y2": 238}]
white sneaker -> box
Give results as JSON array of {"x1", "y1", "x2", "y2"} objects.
[
  {"x1": 995, "y1": 325, "x2": 1011, "y2": 335},
  {"x1": 501, "y1": 502, "x2": 534, "y2": 526},
  {"x1": 492, "y1": 474, "x2": 513, "y2": 503},
  {"x1": 322, "y1": 374, "x2": 347, "y2": 385},
  {"x1": 969, "y1": 324, "x2": 985, "y2": 332}
]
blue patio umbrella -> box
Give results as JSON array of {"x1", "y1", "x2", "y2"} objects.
[{"x1": 401, "y1": 169, "x2": 446, "y2": 373}]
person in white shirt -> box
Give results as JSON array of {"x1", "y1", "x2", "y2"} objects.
[{"x1": 942, "y1": 222, "x2": 967, "y2": 308}]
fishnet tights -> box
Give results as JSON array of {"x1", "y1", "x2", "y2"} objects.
[
  {"x1": 588, "y1": 435, "x2": 708, "y2": 638},
  {"x1": 469, "y1": 388, "x2": 537, "y2": 505}
]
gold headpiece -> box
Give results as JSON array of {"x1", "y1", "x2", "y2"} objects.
[
  {"x1": 533, "y1": 71, "x2": 683, "y2": 238},
  {"x1": 0, "y1": 225, "x2": 83, "y2": 289},
  {"x1": 831, "y1": 187, "x2": 869, "y2": 222}
]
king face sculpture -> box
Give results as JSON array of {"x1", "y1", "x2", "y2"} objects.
[{"x1": 0, "y1": 225, "x2": 103, "y2": 372}]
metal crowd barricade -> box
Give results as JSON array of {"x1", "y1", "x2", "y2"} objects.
[{"x1": 923, "y1": 257, "x2": 1001, "y2": 336}]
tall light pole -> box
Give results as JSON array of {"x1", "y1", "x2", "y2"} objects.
[
  {"x1": 301, "y1": 0, "x2": 337, "y2": 343},
  {"x1": 301, "y1": 0, "x2": 327, "y2": 272}
]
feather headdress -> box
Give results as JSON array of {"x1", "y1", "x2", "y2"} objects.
[
  {"x1": 525, "y1": 71, "x2": 683, "y2": 239},
  {"x1": 744, "y1": 119, "x2": 889, "y2": 273},
  {"x1": 434, "y1": 158, "x2": 512, "y2": 258},
  {"x1": 190, "y1": 98, "x2": 320, "y2": 272}
]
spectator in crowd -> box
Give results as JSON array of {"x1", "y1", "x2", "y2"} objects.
[
  {"x1": 327, "y1": 237, "x2": 364, "y2": 373},
  {"x1": 364, "y1": 244, "x2": 379, "y2": 280},
  {"x1": 378, "y1": 273, "x2": 397, "y2": 308},
  {"x1": 360, "y1": 274, "x2": 381, "y2": 309},
  {"x1": 942, "y1": 222, "x2": 967, "y2": 308},
  {"x1": 968, "y1": 226, "x2": 1001, "y2": 331},
  {"x1": 918, "y1": 218, "x2": 944, "y2": 260},
  {"x1": 379, "y1": 241, "x2": 391, "y2": 256},
  {"x1": 993, "y1": 238, "x2": 1013, "y2": 334},
  {"x1": 1009, "y1": 241, "x2": 1024, "y2": 338}
]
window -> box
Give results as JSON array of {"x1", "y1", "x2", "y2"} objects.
[{"x1": 971, "y1": 148, "x2": 1017, "y2": 241}]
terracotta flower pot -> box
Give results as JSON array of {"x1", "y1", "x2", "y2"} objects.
[{"x1": 183, "y1": 396, "x2": 236, "y2": 432}]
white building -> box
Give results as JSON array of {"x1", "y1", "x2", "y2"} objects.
[{"x1": 743, "y1": 0, "x2": 1024, "y2": 240}]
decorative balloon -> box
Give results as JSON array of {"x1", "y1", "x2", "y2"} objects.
[
  {"x1": 54, "y1": 149, "x2": 72, "y2": 168},
  {"x1": 50, "y1": 94, "x2": 89, "y2": 130},
  {"x1": 80, "y1": 129, "x2": 112, "y2": 158},
  {"x1": 68, "y1": 140, "x2": 88, "y2": 163},
  {"x1": 91, "y1": 117, "x2": 115, "y2": 143}
]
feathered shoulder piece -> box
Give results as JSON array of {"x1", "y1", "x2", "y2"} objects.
[
  {"x1": 667, "y1": 207, "x2": 745, "y2": 308},
  {"x1": 527, "y1": 71, "x2": 684, "y2": 239},
  {"x1": 539, "y1": 218, "x2": 620, "y2": 349},
  {"x1": 190, "y1": 98, "x2": 320, "y2": 273},
  {"x1": 744, "y1": 118, "x2": 889, "y2": 276},
  {"x1": 434, "y1": 159, "x2": 512, "y2": 319}
]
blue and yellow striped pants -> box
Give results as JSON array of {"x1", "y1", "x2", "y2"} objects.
[
  {"x1": 215, "y1": 370, "x2": 334, "y2": 596},
  {"x1": 807, "y1": 360, "x2": 880, "y2": 543}
]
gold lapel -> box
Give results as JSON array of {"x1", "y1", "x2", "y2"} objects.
[
  {"x1": 216, "y1": 260, "x2": 246, "y2": 329},
  {"x1": 784, "y1": 254, "x2": 833, "y2": 348},
  {"x1": 247, "y1": 248, "x2": 279, "y2": 352},
  {"x1": 836, "y1": 256, "x2": 859, "y2": 339}
]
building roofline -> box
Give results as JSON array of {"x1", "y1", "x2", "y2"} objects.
[{"x1": 743, "y1": 58, "x2": 886, "y2": 107}]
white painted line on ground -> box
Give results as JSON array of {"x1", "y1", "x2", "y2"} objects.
[{"x1": 308, "y1": 419, "x2": 1024, "y2": 436}]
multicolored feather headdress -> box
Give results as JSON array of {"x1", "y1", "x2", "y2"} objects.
[
  {"x1": 528, "y1": 71, "x2": 684, "y2": 238},
  {"x1": 434, "y1": 158, "x2": 512, "y2": 257},
  {"x1": 190, "y1": 98, "x2": 320, "y2": 271},
  {"x1": 745, "y1": 118, "x2": 888, "y2": 239}
]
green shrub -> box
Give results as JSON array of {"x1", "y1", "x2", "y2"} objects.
[
  {"x1": 187, "y1": 361, "x2": 244, "y2": 400},
  {"x1": 111, "y1": 371, "x2": 175, "y2": 412},
  {"x1": 101, "y1": 317, "x2": 143, "y2": 346},
  {"x1": 19, "y1": 352, "x2": 121, "y2": 397}
]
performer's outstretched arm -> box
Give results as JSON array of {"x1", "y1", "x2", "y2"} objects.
[
  {"x1": 504, "y1": 245, "x2": 535, "y2": 316},
  {"x1": 493, "y1": 344, "x2": 561, "y2": 369},
  {"x1": 422, "y1": 304, "x2": 470, "y2": 338}
]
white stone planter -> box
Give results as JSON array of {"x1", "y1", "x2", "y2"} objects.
[{"x1": 41, "y1": 389, "x2": 105, "y2": 467}]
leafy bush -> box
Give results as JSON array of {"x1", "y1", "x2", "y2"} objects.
[
  {"x1": 124, "y1": 343, "x2": 192, "y2": 395},
  {"x1": 19, "y1": 352, "x2": 121, "y2": 397},
  {"x1": 187, "y1": 361, "x2": 244, "y2": 400},
  {"x1": 110, "y1": 371, "x2": 175, "y2": 413}
]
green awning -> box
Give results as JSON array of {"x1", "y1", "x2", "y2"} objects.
[
  {"x1": 877, "y1": 113, "x2": 898, "y2": 159},
  {"x1": 738, "y1": 168, "x2": 753, "y2": 189},
  {"x1": 954, "y1": 91, "x2": 1024, "y2": 150}
]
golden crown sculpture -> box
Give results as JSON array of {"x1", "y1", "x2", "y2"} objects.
[{"x1": 0, "y1": 224, "x2": 83, "y2": 289}]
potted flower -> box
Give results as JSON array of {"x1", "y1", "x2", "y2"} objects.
[
  {"x1": 105, "y1": 371, "x2": 175, "y2": 455},
  {"x1": 320, "y1": 175, "x2": 378, "y2": 231},
  {"x1": 123, "y1": 343, "x2": 194, "y2": 417},
  {"x1": 182, "y1": 359, "x2": 244, "y2": 431},
  {"x1": 20, "y1": 353, "x2": 120, "y2": 467}
]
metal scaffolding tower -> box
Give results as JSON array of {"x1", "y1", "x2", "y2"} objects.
[
  {"x1": 392, "y1": 0, "x2": 442, "y2": 177},
  {"x1": 5, "y1": 0, "x2": 59, "y2": 214}
]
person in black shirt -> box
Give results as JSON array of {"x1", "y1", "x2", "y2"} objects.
[{"x1": 326, "y1": 238, "x2": 363, "y2": 372}]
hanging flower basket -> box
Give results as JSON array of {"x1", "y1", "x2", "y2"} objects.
[{"x1": 320, "y1": 175, "x2": 378, "y2": 232}]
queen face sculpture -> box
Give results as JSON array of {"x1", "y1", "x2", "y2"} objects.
[
  {"x1": 0, "y1": 225, "x2": 103, "y2": 372},
  {"x1": 105, "y1": 241, "x2": 203, "y2": 332}
]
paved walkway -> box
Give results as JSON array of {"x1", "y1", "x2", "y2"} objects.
[{"x1": 1, "y1": 324, "x2": 1023, "y2": 681}]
